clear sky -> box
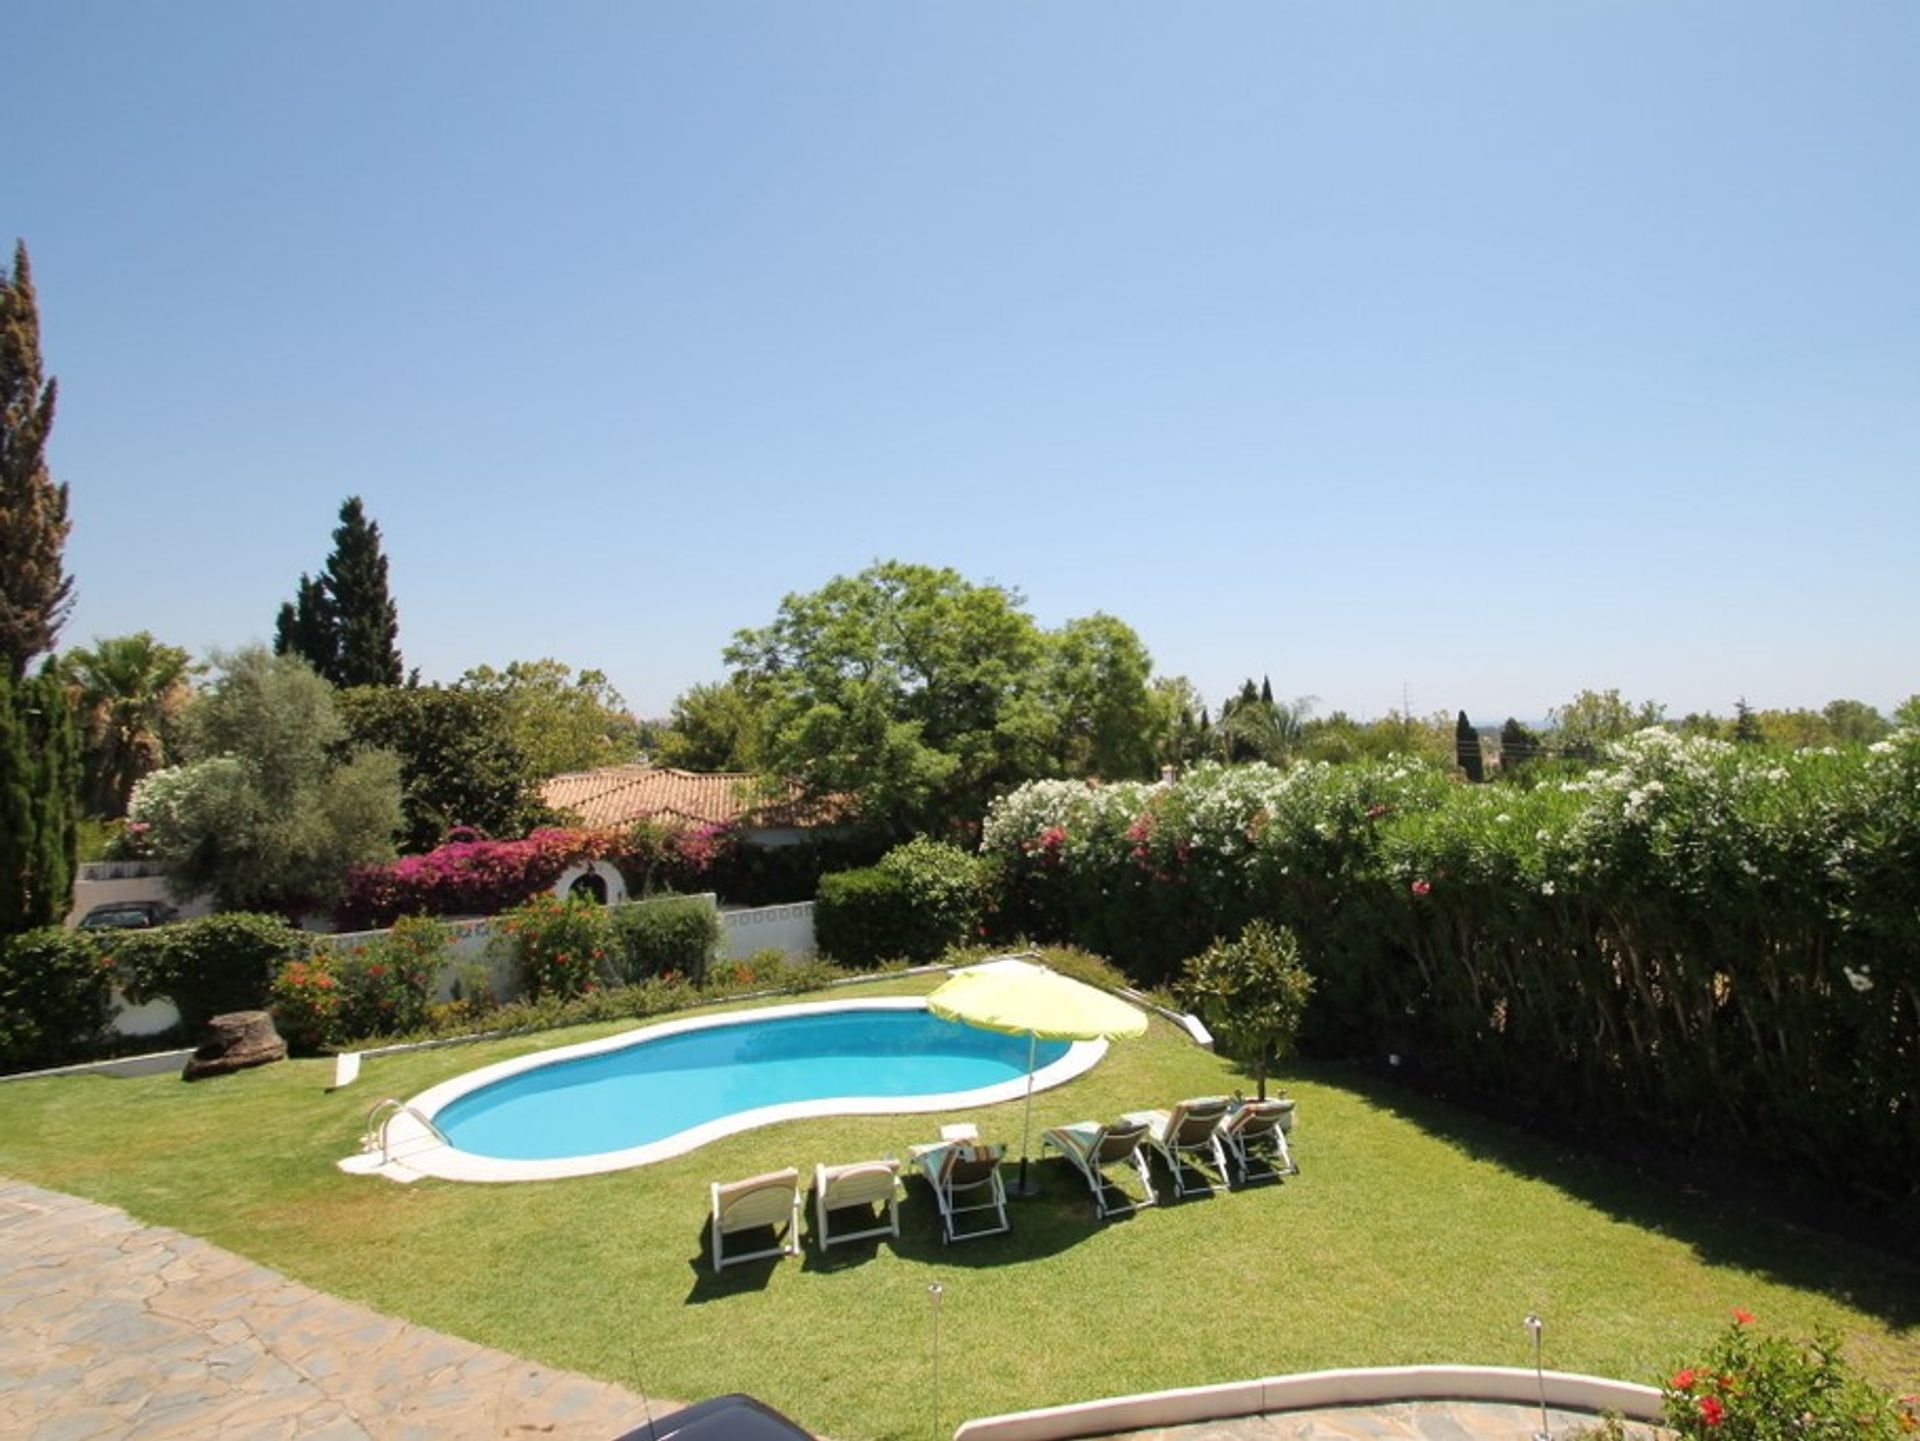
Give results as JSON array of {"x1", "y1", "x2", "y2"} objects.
[{"x1": 7, "y1": 2, "x2": 1916, "y2": 724}]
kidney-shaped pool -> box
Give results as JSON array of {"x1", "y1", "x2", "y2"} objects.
[{"x1": 357, "y1": 997, "x2": 1104, "y2": 1182}]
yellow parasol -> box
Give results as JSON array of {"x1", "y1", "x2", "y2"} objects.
[{"x1": 928, "y1": 956, "x2": 1148, "y2": 1194}]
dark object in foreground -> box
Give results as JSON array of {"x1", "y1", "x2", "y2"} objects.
[
  {"x1": 611, "y1": 1394, "x2": 816, "y2": 1441},
  {"x1": 182, "y1": 1010, "x2": 287, "y2": 1081}
]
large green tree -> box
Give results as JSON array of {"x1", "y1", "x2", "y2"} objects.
[
  {"x1": 1040, "y1": 613, "x2": 1159, "y2": 780},
  {"x1": 60, "y1": 632, "x2": 195, "y2": 816},
  {"x1": 0, "y1": 242, "x2": 73, "y2": 680},
  {"x1": 1547, "y1": 687, "x2": 1665, "y2": 758},
  {"x1": 1454, "y1": 710, "x2": 1484, "y2": 782},
  {"x1": 727, "y1": 562, "x2": 1049, "y2": 834},
  {"x1": 131, "y1": 648, "x2": 401, "y2": 914},
  {"x1": 655, "y1": 677, "x2": 764, "y2": 771},
  {"x1": 274, "y1": 497, "x2": 401, "y2": 687},
  {"x1": 458, "y1": 659, "x2": 642, "y2": 779},
  {"x1": 339, "y1": 682, "x2": 548, "y2": 851},
  {"x1": 0, "y1": 666, "x2": 80, "y2": 934}
]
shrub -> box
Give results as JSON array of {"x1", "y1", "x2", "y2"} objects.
[
  {"x1": 271, "y1": 917, "x2": 447, "y2": 1051},
  {"x1": 114, "y1": 913, "x2": 309, "y2": 1032},
  {"x1": 815, "y1": 837, "x2": 982, "y2": 968},
  {"x1": 1659, "y1": 1309, "x2": 1917, "y2": 1438},
  {"x1": 270, "y1": 956, "x2": 342, "y2": 1053},
  {"x1": 496, "y1": 893, "x2": 613, "y2": 1001},
  {"x1": 609, "y1": 897, "x2": 720, "y2": 983},
  {"x1": 0, "y1": 928, "x2": 114, "y2": 1072}
]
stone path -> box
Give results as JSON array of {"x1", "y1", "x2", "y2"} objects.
[
  {"x1": 1109, "y1": 1402, "x2": 1645, "y2": 1440},
  {"x1": 0, "y1": 1177, "x2": 663, "y2": 1440}
]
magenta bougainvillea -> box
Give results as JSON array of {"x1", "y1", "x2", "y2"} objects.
[{"x1": 335, "y1": 823, "x2": 744, "y2": 930}]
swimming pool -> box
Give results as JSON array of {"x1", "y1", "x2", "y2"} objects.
[{"x1": 373, "y1": 997, "x2": 1105, "y2": 1182}]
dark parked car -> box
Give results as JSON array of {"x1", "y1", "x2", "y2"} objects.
[
  {"x1": 76, "y1": 900, "x2": 177, "y2": 931},
  {"x1": 611, "y1": 1395, "x2": 816, "y2": 1441}
]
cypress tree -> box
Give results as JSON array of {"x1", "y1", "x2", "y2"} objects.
[
  {"x1": 1500, "y1": 717, "x2": 1539, "y2": 771},
  {"x1": 0, "y1": 242, "x2": 73, "y2": 680},
  {"x1": 1732, "y1": 697, "x2": 1762, "y2": 745},
  {"x1": 273, "y1": 573, "x2": 336, "y2": 678},
  {"x1": 322, "y1": 497, "x2": 401, "y2": 687},
  {"x1": 1455, "y1": 710, "x2": 1485, "y2": 782},
  {"x1": 0, "y1": 667, "x2": 80, "y2": 934},
  {"x1": 275, "y1": 497, "x2": 402, "y2": 687}
]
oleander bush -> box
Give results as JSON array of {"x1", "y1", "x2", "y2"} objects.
[
  {"x1": 0, "y1": 928, "x2": 113, "y2": 1072},
  {"x1": 982, "y1": 731, "x2": 1920, "y2": 1203}
]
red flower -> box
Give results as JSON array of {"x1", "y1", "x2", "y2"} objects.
[
  {"x1": 1697, "y1": 1395, "x2": 1725, "y2": 1427},
  {"x1": 1730, "y1": 1308, "x2": 1755, "y2": 1326},
  {"x1": 1411, "y1": 879, "x2": 1432, "y2": 896},
  {"x1": 1671, "y1": 1368, "x2": 1698, "y2": 1391}
]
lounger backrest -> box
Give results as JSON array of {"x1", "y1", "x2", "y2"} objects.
[
  {"x1": 823, "y1": 1162, "x2": 896, "y2": 1209},
  {"x1": 717, "y1": 1170, "x2": 798, "y2": 1230},
  {"x1": 1091, "y1": 1120, "x2": 1149, "y2": 1163},
  {"x1": 939, "y1": 1145, "x2": 1003, "y2": 1189},
  {"x1": 1169, "y1": 1098, "x2": 1228, "y2": 1144},
  {"x1": 1234, "y1": 1101, "x2": 1288, "y2": 1139}
]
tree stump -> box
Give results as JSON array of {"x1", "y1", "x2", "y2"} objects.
[{"x1": 181, "y1": 1010, "x2": 288, "y2": 1081}]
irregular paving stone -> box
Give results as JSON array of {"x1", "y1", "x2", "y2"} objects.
[{"x1": 1, "y1": 1174, "x2": 669, "y2": 1438}]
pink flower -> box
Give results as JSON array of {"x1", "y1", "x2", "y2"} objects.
[{"x1": 1411, "y1": 879, "x2": 1432, "y2": 896}]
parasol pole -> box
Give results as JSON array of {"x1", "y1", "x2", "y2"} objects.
[{"x1": 1015, "y1": 1030, "x2": 1039, "y2": 1197}]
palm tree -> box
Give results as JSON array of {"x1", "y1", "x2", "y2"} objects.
[{"x1": 61, "y1": 632, "x2": 196, "y2": 816}]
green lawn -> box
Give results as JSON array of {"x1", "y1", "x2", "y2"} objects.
[{"x1": 2, "y1": 972, "x2": 1915, "y2": 1441}]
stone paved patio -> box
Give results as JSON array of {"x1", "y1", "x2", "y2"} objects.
[
  {"x1": 1105, "y1": 1401, "x2": 1644, "y2": 1440},
  {"x1": 0, "y1": 1176, "x2": 664, "y2": 1439}
]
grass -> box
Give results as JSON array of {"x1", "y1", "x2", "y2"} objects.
[{"x1": 1, "y1": 970, "x2": 1915, "y2": 1441}]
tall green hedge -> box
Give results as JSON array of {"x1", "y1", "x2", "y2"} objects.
[
  {"x1": 610, "y1": 896, "x2": 721, "y2": 983},
  {"x1": 113, "y1": 913, "x2": 310, "y2": 1032},
  {"x1": 983, "y1": 731, "x2": 1920, "y2": 1205},
  {"x1": 0, "y1": 928, "x2": 112, "y2": 1072},
  {"x1": 815, "y1": 837, "x2": 983, "y2": 967}
]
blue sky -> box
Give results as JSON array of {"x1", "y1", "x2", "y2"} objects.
[{"x1": 7, "y1": 2, "x2": 1916, "y2": 723}]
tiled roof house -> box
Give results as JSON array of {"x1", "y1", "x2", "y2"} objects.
[{"x1": 538, "y1": 766, "x2": 838, "y2": 842}]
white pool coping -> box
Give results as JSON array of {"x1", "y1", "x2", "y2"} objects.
[{"x1": 341, "y1": 995, "x2": 1108, "y2": 1183}]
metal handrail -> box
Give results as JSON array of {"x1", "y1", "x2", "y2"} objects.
[{"x1": 362, "y1": 1097, "x2": 449, "y2": 1163}]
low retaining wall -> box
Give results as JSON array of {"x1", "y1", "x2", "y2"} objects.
[{"x1": 954, "y1": 1365, "x2": 1663, "y2": 1441}]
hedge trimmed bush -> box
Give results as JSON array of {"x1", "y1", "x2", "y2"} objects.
[
  {"x1": 0, "y1": 928, "x2": 113, "y2": 1073},
  {"x1": 815, "y1": 837, "x2": 982, "y2": 967},
  {"x1": 113, "y1": 913, "x2": 309, "y2": 1032},
  {"x1": 610, "y1": 896, "x2": 720, "y2": 983},
  {"x1": 983, "y1": 731, "x2": 1920, "y2": 1206}
]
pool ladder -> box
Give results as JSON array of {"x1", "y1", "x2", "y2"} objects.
[{"x1": 362, "y1": 1097, "x2": 449, "y2": 1165}]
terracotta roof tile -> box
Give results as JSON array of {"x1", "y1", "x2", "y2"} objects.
[{"x1": 539, "y1": 766, "x2": 837, "y2": 831}]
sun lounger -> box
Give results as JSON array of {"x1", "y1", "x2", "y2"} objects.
[
  {"x1": 910, "y1": 1139, "x2": 1009, "y2": 1243},
  {"x1": 1042, "y1": 1118, "x2": 1156, "y2": 1218},
  {"x1": 1219, "y1": 1097, "x2": 1297, "y2": 1183},
  {"x1": 812, "y1": 1158, "x2": 901, "y2": 1251},
  {"x1": 709, "y1": 1167, "x2": 803, "y2": 1271},
  {"x1": 1121, "y1": 1096, "x2": 1232, "y2": 1198}
]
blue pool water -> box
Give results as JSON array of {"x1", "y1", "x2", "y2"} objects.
[{"x1": 431, "y1": 1006, "x2": 1069, "y2": 1162}]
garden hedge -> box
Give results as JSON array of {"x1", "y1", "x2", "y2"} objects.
[{"x1": 982, "y1": 730, "x2": 1920, "y2": 1205}]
